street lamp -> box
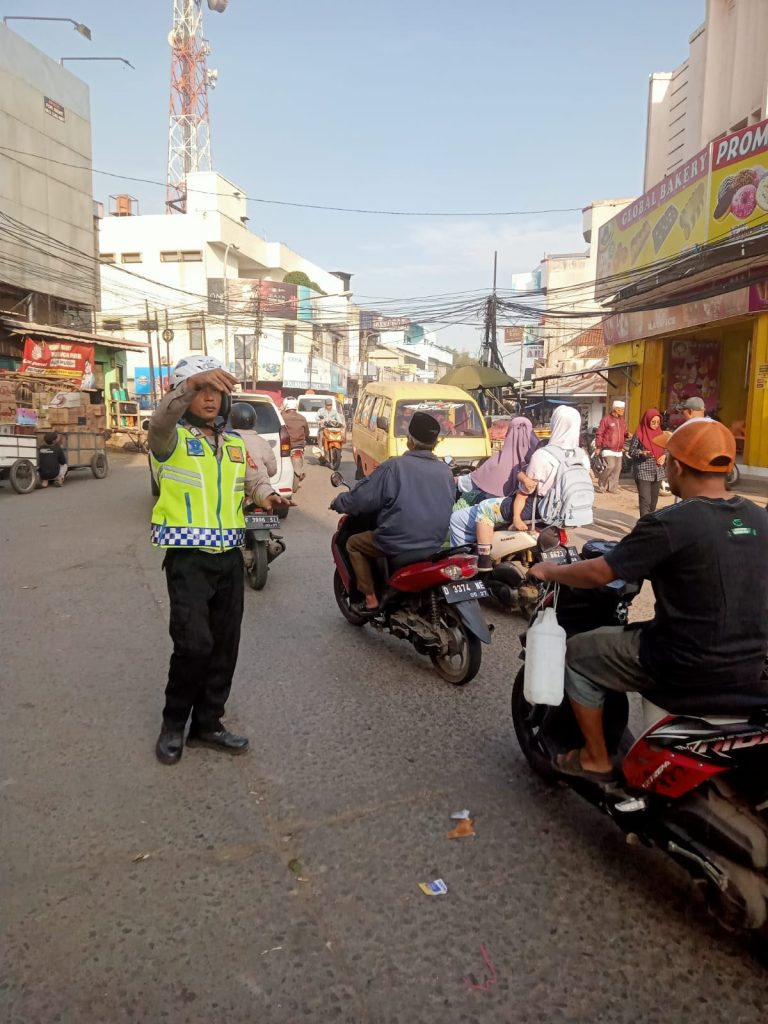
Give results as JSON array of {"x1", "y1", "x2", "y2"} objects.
[
  {"x1": 3, "y1": 16, "x2": 92, "y2": 40},
  {"x1": 60, "y1": 57, "x2": 135, "y2": 69}
]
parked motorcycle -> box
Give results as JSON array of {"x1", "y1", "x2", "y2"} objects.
[
  {"x1": 511, "y1": 537, "x2": 768, "y2": 956},
  {"x1": 314, "y1": 418, "x2": 344, "y2": 470},
  {"x1": 330, "y1": 472, "x2": 491, "y2": 685},
  {"x1": 243, "y1": 507, "x2": 285, "y2": 590}
]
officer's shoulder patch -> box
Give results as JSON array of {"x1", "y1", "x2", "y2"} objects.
[
  {"x1": 186, "y1": 437, "x2": 205, "y2": 456},
  {"x1": 226, "y1": 445, "x2": 244, "y2": 463}
]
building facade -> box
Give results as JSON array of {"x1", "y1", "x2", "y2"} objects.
[
  {"x1": 603, "y1": 0, "x2": 768, "y2": 473},
  {"x1": 0, "y1": 25, "x2": 141, "y2": 409},
  {"x1": 98, "y1": 171, "x2": 352, "y2": 402}
]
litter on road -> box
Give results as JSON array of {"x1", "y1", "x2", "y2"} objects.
[
  {"x1": 447, "y1": 818, "x2": 475, "y2": 839},
  {"x1": 450, "y1": 809, "x2": 471, "y2": 820},
  {"x1": 418, "y1": 879, "x2": 448, "y2": 896}
]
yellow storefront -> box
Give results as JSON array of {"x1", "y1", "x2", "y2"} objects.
[{"x1": 606, "y1": 302, "x2": 768, "y2": 472}]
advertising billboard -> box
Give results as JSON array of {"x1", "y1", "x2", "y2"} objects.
[
  {"x1": 596, "y1": 147, "x2": 709, "y2": 298},
  {"x1": 709, "y1": 119, "x2": 768, "y2": 245}
]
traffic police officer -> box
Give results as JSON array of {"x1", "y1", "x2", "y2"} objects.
[{"x1": 148, "y1": 355, "x2": 290, "y2": 765}]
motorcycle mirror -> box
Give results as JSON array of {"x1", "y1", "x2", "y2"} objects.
[
  {"x1": 141, "y1": 418, "x2": 151, "y2": 430},
  {"x1": 330, "y1": 471, "x2": 346, "y2": 488},
  {"x1": 443, "y1": 455, "x2": 454, "y2": 465}
]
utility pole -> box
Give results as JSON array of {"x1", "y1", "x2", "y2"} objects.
[
  {"x1": 481, "y1": 251, "x2": 500, "y2": 370},
  {"x1": 154, "y1": 310, "x2": 163, "y2": 394},
  {"x1": 144, "y1": 299, "x2": 158, "y2": 404},
  {"x1": 252, "y1": 289, "x2": 262, "y2": 390}
]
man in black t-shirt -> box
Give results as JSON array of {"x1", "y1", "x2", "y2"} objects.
[
  {"x1": 38, "y1": 432, "x2": 68, "y2": 488},
  {"x1": 529, "y1": 420, "x2": 768, "y2": 783}
]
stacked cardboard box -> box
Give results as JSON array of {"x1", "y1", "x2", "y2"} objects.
[{"x1": 48, "y1": 391, "x2": 107, "y2": 434}]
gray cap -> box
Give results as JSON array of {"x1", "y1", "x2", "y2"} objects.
[{"x1": 684, "y1": 396, "x2": 706, "y2": 411}]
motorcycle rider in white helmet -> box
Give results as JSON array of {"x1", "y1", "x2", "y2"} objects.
[
  {"x1": 281, "y1": 397, "x2": 310, "y2": 483},
  {"x1": 148, "y1": 354, "x2": 291, "y2": 765}
]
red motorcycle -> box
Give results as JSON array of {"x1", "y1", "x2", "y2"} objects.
[
  {"x1": 512, "y1": 536, "x2": 768, "y2": 957},
  {"x1": 330, "y1": 472, "x2": 491, "y2": 685}
]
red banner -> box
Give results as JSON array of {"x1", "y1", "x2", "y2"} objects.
[{"x1": 21, "y1": 338, "x2": 96, "y2": 387}]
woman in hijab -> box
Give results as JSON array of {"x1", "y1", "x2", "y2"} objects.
[
  {"x1": 510, "y1": 405, "x2": 589, "y2": 531},
  {"x1": 449, "y1": 417, "x2": 538, "y2": 568},
  {"x1": 628, "y1": 408, "x2": 667, "y2": 517}
]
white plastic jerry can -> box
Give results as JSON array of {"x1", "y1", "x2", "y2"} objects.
[{"x1": 523, "y1": 607, "x2": 567, "y2": 706}]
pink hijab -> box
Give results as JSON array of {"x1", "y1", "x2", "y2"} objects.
[{"x1": 471, "y1": 417, "x2": 538, "y2": 497}]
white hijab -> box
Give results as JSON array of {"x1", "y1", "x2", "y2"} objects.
[
  {"x1": 526, "y1": 405, "x2": 585, "y2": 497},
  {"x1": 547, "y1": 405, "x2": 582, "y2": 450}
]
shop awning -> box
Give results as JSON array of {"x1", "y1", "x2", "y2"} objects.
[
  {"x1": 0, "y1": 316, "x2": 147, "y2": 352},
  {"x1": 533, "y1": 361, "x2": 638, "y2": 389}
]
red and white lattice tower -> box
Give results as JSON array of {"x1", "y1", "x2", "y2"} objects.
[{"x1": 166, "y1": 0, "x2": 228, "y2": 213}]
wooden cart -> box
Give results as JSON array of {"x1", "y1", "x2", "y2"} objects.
[{"x1": 57, "y1": 429, "x2": 109, "y2": 480}]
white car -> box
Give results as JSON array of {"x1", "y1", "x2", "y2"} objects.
[
  {"x1": 297, "y1": 394, "x2": 345, "y2": 442},
  {"x1": 148, "y1": 392, "x2": 294, "y2": 517}
]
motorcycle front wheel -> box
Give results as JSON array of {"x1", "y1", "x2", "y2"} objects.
[
  {"x1": 330, "y1": 447, "x2": 342, "y2": 470},
  {"x1": 725, "y1": 463, "x2": 740, "y2": 491},
  {"x1": 510, "y1": 667, "x2": 558, "y2": 781},
  {"x1": 333, "y1": 569, "x2": 367, "y2": 626},
  {"x1": 429, "y1": 606, "x2": 482, "y2": 685}
]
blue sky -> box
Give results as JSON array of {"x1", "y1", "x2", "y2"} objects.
[{"x1": 12, "y1": 0, "x2": 703, "y2": 346}]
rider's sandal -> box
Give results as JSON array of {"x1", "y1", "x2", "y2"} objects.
[{"x1": 555, "y1": 749, "x2": 616, "y2": 783}]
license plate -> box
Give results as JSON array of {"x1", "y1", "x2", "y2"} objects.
[
  {"x1": 441, "y1": 580, "x2": 488, "y2": 603},
  {"x1": 245, "y1": 515, "x2": 280, "y2": 530}
]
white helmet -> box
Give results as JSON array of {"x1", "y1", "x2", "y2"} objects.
[
  {"x1": 170, "y1": 354, "x2": 224, "y2": 390},
  {"x1": 283, "y1": 398, "x2": 298, "y2": 411}
]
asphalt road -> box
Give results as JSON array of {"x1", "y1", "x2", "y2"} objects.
[{"x1": 1, "y1": 451, "x2": 765, "y2": 1024}]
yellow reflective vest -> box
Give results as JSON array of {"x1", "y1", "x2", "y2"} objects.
[{"x1": 150, "y1": 424, "x2": 247, "y2": 552}]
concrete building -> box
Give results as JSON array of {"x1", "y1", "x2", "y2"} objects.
[
  {"x1": 0, "y1": 25, "x2": 142, "y2": 399},
  {"x1": 98, "y1": 172, "x2": 353, "y2": 400},
  {"x1": 644, "y1": 0, "x2": 768, "y2": 188},
  {"x1": 602, "y1": 0, "x2": 768, "y2": 473},
  {"x1": 514, "y1": 199, "x2": 630, "y2": 375}
]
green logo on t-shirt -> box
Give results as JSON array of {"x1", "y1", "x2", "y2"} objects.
[{"x1": 729, "y1": 517, "x2": 757, "y2": 537}]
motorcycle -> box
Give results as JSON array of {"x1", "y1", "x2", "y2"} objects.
[
  {"x1": 314, "y1": 418, "x2": 344, "y2": 470},
  {"x1": 511, "y1": 537, "x2": 768, "y2": 956},
  {"x1": 330, "y1": 471, "x2": 492, "y2": 685},
  {"x1": 243, "y1": 507, "x2": 286, "y2": 590}
]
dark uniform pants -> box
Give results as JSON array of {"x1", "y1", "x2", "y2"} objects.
[{"x1": 162, "y1": 547, "x2": 244, "y2": 731}]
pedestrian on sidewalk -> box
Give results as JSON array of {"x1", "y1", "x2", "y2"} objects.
[
  {"x1": 148, "y1": 355, "x2": 291, "y2": 766},
  {"x1": 595, "y1": 400, "x2": 627, "y2": 493},
  {"x1": 628, "y1": 408, "x2": 667, "y2": 517}
]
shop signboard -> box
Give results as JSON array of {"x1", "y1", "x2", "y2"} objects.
[
  {"x1": 603, "y1": 287, "x2": 749, "y2": 345},
  {"x1": 21, "y1": 339, "x2": 97, "y2": 387},
  {"x1": 282, "y1": 352, "x2": 310, "y2": 390},
  {"x1": 134, "y1": 366, "x2": 170, "y2": 395},
  {"x1": 596, "y1": 146, "x2": 709, "y2": 299},
  {"x1": 709, "y1": 118, "x2": 768, "y2": 245}
]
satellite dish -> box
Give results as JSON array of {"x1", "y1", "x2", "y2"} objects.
[
  {"x1": 167, "y1": 29, "x2": 178, "y2": 47},
  {"x1": 208, "y1": 0, "x2": 229, "y2": 11}
]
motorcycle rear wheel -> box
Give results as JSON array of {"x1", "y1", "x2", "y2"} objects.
[
  {"x1": 333, "y1": 569, "x2": 367, "y2": 627},
  {"x1": 511, "y1": 667, "x2": 558, "y2": 781},
  {"x1": 246, "y1": 543, "x2": 269, "y2": 590},
  {"x1": 429, "y1": 607, "x2": 481, "y2": 685}
]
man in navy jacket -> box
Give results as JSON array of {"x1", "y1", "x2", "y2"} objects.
[{"x1": 331, "y1": 411, "x2": 454, "y2": 611}]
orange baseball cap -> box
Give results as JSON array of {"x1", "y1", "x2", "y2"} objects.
[{"x1": 657, "y1": 419, "x2": 736, "y2": 473}]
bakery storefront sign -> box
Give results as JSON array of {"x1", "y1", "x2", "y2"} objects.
[
  {"x1": 709, "y1": 118, "x2": 768, "y2": 244},
  {"x1": 596, "y1": 146, "x2": 709, "y2": 299},
  {"x1": 603, "y1": 288, "x2": 750, "y2": 346}
]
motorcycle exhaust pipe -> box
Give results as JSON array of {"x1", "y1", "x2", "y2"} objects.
[{"x1": 267, "y1": 536, "x2": 286, "y2": 563}]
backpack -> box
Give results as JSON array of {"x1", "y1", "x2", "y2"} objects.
[{"x1": 535, "y1": 445, "x2": 594, "y2": 528}]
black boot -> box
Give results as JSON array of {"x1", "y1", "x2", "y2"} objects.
[
  {"x1": 156, "y1": 726, "x2": 184, "y2": 765},
  {"x1": 186, "y1": 727, "x2": 249, "y2": 755}
]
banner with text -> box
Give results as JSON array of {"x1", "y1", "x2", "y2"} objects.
[
  {"x1": 708, "y1": 119, "x2": 768, "y2": 245},
  {"x1": 596, "y1": 146, "x2": 709, "y2": 299},
  {"x1": 21, "y1": 339, "x2": 96, "y2": 387}
]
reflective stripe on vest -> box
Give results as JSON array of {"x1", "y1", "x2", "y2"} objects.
[{"x1": 150, "y1": 425, "x2": 247, "y2": 551}]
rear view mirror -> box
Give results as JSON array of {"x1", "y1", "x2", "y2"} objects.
[
  {"x1": 141, "y1": 419, "x2": 151, "y2": 430},
  {"x1": 330, "y1": 471, "x2": 346, "y2": 488},
  {"x1": 376, "y1": 416, "x2": 389, "y2": 431}
]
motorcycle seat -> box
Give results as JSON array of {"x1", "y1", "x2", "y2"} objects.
[
  {"x1": 641, "y1": 696, "x2": 768, "y2": 729},
  {"x1": 387, "y1": 547, "x2": 442, "y2": 572}
]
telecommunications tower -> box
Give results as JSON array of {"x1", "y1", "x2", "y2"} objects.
[{"x1": 166, "y1": 0, "x2": 228, "y2": 213}]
